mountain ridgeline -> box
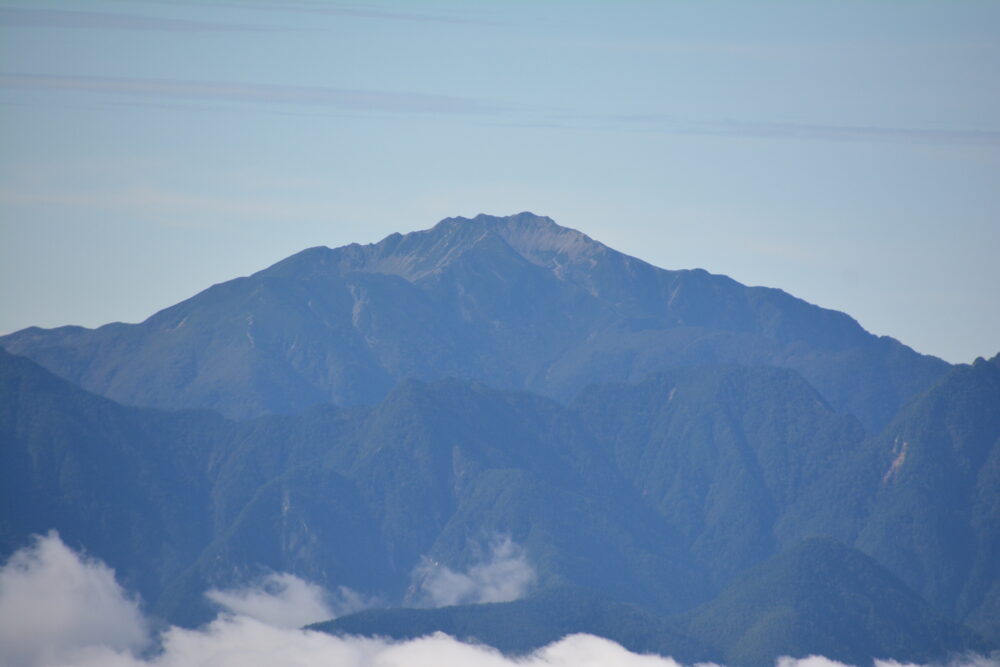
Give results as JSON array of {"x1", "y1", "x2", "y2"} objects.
[
  {"x1": 0, "y1": 213, "x2": 947, "y2": 431},
  {"x1": 1, "y1": 213, "x2": 996, "y2": 666}
]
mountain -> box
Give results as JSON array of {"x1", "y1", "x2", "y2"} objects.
[
  {"x1": 678, "y1": 538, "x2": 987, "y2": 667},
  {"x1": 3, "y1": 345, "x2": 994, "y2": 664},
  {"x1": 0, "y1": 348, "x2": 706, "y2": 626},
  {"x1": 0, "y1": 347, "x2": 221, "y2": 606},
  {"x1": 311, "y1": 585, "x2": 718, "y2": 664},
  {"x1": 1, "y1": 214, "x2": 995, "y2": 666},
  {"x1": 0, "y1": 213, "x2": 948, "y2": 431},
  {"x1": 854, "y1": 354, "x2": 1000, "y2": 642},
  {"x1": 313, "y1": 542, "x2": 987, "y2": 667},
  {"x1": 571, "y1": 367, "x2": 869, "y2": 587}
]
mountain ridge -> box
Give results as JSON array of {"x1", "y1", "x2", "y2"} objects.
[
  {"x1": 310, "y1": 541, "x2": 988, "y2": 667},
  {"x1": 2, "y1": 339, "x2": 996, "y2": 660},
  {"x1": 277, "y1": 212, "x2": 606, "y2": 283},
  {"x1": 0, "y1": 213, "x2": 948, "y2": 430}
]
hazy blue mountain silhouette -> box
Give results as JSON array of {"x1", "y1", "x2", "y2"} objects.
[
  {"x1": 0, "y1": 349, "x2": 704, "y2": 626},
  {"x1": 3, "y1": 347, "x2": 996, "y2": 660},
  {"x1": 678, "y1": 538, "x2": 987, "y2": 667},
  {"x1": 2, "y1": 215, "x2": 995, "y2": 664},
  {"x1": 0, "y1": 213, "x2": 948, "y2": 431}
]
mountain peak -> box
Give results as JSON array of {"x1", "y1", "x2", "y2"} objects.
[
  {"x1": 437, "y1": 212, "x2": 607, "y2": 269},
  {"x1": 272, "y1": 212, "x2": 608, "y2": 283}
]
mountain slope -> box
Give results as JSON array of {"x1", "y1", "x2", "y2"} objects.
[
  {"x1": 0, "y1": 213, "x2": 948, "y2": 430},
  {"x1": 163, "y1": 375, "x2": 708, "y2": 622},
  {"x1": 678, "y1": 538, "x2": 987, "y2": 667},
  {"x1": 312, "y1": 585, "x2": 718, "y2": 664},
  {"x1": 317, "y1": 540, "x2": 988, "y2": 667},
  {"x1": 0, "y1": 347, "x2": 223, "y2": 604},
  {"x1": 854, "y1": 353, "x2": 1000, "y2": 642},
  {"x1": 2, "y1": 347, "x2": 995, "y2": 663},
  {"x1": 572, "y1": 367, "x2": 869, "y2": 586},
  {"x1": 0, "y1": 349, "x2": 706, "y2": 626}
]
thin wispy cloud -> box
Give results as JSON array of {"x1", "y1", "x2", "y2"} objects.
[
  {"x1": 0, "y1": 7, "x2": 275, "y2": 32},
  {"x1": 125, "y1": 0, "x2": 502, "y2": 26},
  {"x1": 0, "y1": 72, "x2": 501, "y2": 116},
  {"x1": 534, "y1": 112, "x2": 1000, "y2": 148},
  {"x1": 2, "y1": 71, "x2": 995, "y2": 147},
  {"x1": 619, "y1": 116, "x2": 1000, "y2": 147}
]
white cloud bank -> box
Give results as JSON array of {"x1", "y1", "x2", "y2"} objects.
[
  {"x1": 0, "y1": 531, "x2": 148, "y2": 667},
  {"x1": 779, "y1": 657, "x2": 1000, "y2": 667},
  {"x1": 412, "y1": 536, "x2": 536, "y2": 606},
  {"x1": 206, "y1": 572, "x2": 370, "y2": 628},
  {"x1": 1, "y1": 532, "x2": 997, "y2": 667}
]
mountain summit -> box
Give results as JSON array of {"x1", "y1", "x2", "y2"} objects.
[
  {"x1": 279, "y1": 212, "x2": 605, "y2": 282},
  {"x1": 0, "y1": 213, "x2": 947, "y2": 428}
]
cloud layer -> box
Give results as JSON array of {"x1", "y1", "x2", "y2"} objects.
[
  {"x1": 0, "y1": 532, "x2": 148, "y2": 667},
  {"x1": 1, "y1": 533, "x2": 997, "y2": 667},
  {"x1": 206, "y1": 572, "x2": 346, "y2": 628}
]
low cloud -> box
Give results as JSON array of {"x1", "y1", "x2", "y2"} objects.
[
  {"x1": 779, "y1": 657, "x2": 1000, "y2": 667},
  {"x1": 1, "y1": 533, "x2": 997, "y2": 667},
  {"x1": 206, "y1": 572, "x2": 370, "y2": 628},
  {"x1": 874, "y1": 658, "x2": 1000, "y2": 667},
  {"x1": 0, "y1": 531, "x2": 148, "y2": 667},
  {"x1": 42, "y1": 620, "x2": 701, "y2": 667},
  {"x1": 411, "y1": 537, "x2": 537, "y2": 607},
  {"x1": 778, "y1": 658, "x2": 855, "y2": 667}
]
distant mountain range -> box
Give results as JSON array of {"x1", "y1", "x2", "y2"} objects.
[{"x1": 1, "y1": 213, "x2": 996, "y2": 665}]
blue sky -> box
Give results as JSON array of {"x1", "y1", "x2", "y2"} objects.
[{"x1": 1, "y1": 0, "x2": 998, "y2": 363}]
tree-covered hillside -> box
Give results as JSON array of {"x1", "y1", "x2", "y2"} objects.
[{"x1": 2, "y1": 347, "x2": 996, "y2": 663}]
